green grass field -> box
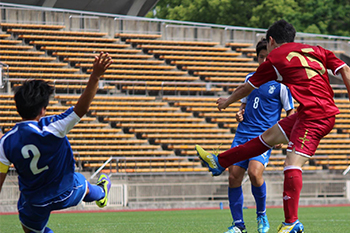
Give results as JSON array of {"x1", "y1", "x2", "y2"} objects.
[{"x1": 1, "y1": 206, "x2": 350, "y2": 232}]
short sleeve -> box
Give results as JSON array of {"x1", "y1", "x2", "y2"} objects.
[
  {"x1": 279, "y1": 84, "x2": 294, "y2": 112},
  {"x1": 248, "y1": 60, "x2": 278, "y2": 88},
  {"x1": 323, "y1": 47, "x2": 346, "y2": 75},
  {"x1": 41, "y1": 107, "x2": 81, "y2": 138}
]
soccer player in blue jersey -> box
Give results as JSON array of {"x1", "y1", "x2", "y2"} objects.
[
  {"x1": 0, "y1": 52, "x2": 113, "y2": 233},
  {"x1": 223, "y1": 39, "x2": 294, "y2": 233}
]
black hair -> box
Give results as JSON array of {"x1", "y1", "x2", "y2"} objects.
[
  {"x1": 266, "y1": 19, "x2": 296, "y2": 44},
  {"x1": 14, "y1": 80, "x2": 54, "y2": 120},
  {"x1": 256, "y1": 38, "x2": 267, "y2": 56}
]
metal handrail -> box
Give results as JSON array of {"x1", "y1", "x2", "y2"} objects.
[{"x1": 90, "y1": 156, "x2": 113, "y2": 179}]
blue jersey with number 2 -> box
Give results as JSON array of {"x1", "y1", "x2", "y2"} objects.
[
  {"x1": 0, "y1": 107, "x2": 80, "y2": 204},
  {"x1": 236, "y1": 72, "x2": 294, "y2": 137}
]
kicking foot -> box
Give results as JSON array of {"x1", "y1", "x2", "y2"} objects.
[
  {"x1": 95, "y1": 173, "x2": 111, "y2": 208},
  {"x1": 195, "y1": 145, "x2": 225, "y2": 176}
]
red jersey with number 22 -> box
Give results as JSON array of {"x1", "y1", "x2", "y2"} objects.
[{"x1": 248, "y1": 42, "x2": 345, "y2": 120}]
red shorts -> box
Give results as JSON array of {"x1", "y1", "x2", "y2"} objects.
[{"x1": 277, "y1": 113, "x2": 335, "y2": 158}]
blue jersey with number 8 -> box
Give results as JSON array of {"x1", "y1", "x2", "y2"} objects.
[
  {"x1": 0, "y1": 107, "x2": 80, "y2": 204},
  {"x1": 236, "y1": 72, "x2": 294, "y2": 136}
]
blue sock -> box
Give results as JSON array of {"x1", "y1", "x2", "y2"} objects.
[
  {"x1": 44, "y1": 227, "x2": 54, "y2": 233},
  {"x1": 228, "y1": 186, "x2": 245, "y2": 228},
  {"x1": 83, "y1": 182, "x2": 105, "y2": 202},
  {"x1": 252, "y1": 181, "x2": 267, "y2": 217}
]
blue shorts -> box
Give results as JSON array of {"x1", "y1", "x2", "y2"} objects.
[
  {"x1": 231, "y1": 135, "x2": 271, "y2": 170},
  {"x1": 18, "y1": 172, "x2": 87, "y2": 233}
]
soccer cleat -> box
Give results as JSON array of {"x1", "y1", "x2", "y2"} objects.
[
  {"x1": 95, "y1": 173, "x2": 111, "y2": 208},
  {"x1": 224, "y1": 225, "x2": 247, "y2": 233},
  {"x1": 257, "y1": 215, "x2": 270, "y2": 233},
  {"x1": 277, "y1": 220, "x2": 304, "y2": 233},
  {"x1": 195, "y1": 144, "x2": 225, "y2": 176}
]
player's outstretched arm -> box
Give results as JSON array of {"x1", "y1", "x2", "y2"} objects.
[
  {"x1": 339, "y1": 65, "x2": 350, "y2": 102},
  {"x1": 216, "y1": 82, "x2": 254, "y2": 111},
  {"x1": 74, "y1": 52, "x2": 113, "y2": 118}
]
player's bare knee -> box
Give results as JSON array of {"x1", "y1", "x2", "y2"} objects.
[
  {"x1": 228, "y1": 171, "x2": 244, "y2": 188},
  {"x1": 247, "y1": 170, "x2": 264, "y2": 186},
  {"x1": 247, "y1": 169, "x2": 259, "y2": 180}
]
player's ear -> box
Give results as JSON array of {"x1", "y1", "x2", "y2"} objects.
[
  {"x1": 40, "y1": 107, "x2": 46, "y2": 117},
  {"x1": 267, "y1": 36, "x2": 276, "y2": 52}
]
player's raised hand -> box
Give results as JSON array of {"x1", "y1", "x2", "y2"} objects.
[
  {"x1": 236, "y1": 109, "x2": 245, "y2": 122},
  {"x1": 216, "y1": 97, "x2": 228, "y2": 111},
  {"x1": 74, "y1": 52, "x2": 113, "y2": 118},
  {"x1": 91, "y1": 52, "x2": 113, "y2": 79}
]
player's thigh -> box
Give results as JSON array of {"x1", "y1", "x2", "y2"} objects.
[
  {"x1": 52, "y1": 172, "x2": 87, "y2": 210},
  {"x1": 261, "y1": 123, "x2": 289, "y2": 146},
  {"x1": 231, "y1": 134, "x2": 251, "y2": 170},
  {"x1": 285, "y1": 149, "x2": 309, "y2": 168},
  {"x1": 18, "y1": 195, "x2": 51, "y2": 233},
  {"x1": 248, "y1": 151, "x2": 270, "y2": 178},
  {"x1": 264, "y1": 112, "x2": 298, "y2": 146}
]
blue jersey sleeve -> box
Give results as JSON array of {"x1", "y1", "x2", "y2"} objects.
[
  {"x1": 39, "y1": 107, "x2": 81, "y2": 138},
  {"x1": 279, "y1": 84, "x2": 294, "y2": 112}
]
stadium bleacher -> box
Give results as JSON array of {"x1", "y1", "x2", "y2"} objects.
[{"x1": 0, "y1": 20, "x2": 349, "y2": 177}]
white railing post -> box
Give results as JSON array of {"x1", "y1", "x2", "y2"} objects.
[
  {"x1": 0, "y1": 62, "x2": 9, "y2": 89},
  {"x1": 343, "y1": 165, "x2": 350, "y2": 176},
  {"x1": 90, "y1": 156, "x2": 113, "y2": 179}
]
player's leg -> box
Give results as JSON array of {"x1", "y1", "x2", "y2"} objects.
[
  {"x1": 278, "y1": 116, "x2": 335, "y2": 233},
  {"x1": 248, "y1": 155, "x2": 270, "y2": 233},
  {"x1": 18, "y1": 194, "x2": 53, "y2": 233},
  {"x1": 94, "y1": 173, "x2": 112, "y2": 208},
  {"x1": 196, "y1": 122, "x2": 288, "y2": 175},
  {"x1": 83, "y1": 180, "x2": 105, "y2": 202},
  {"x1": 196, "y1": 113, "x2": 297, "y2": 176},
  {"x1": 282, "y1": 150, "x2": 308, "y2": 223},
  {"x1": 226, "y1": 164, "x2": 247, "y2": 233}
]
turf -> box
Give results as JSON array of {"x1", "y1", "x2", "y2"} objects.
[{"x1": 1, "y1": 206, "x2": 350, "y2": 232}]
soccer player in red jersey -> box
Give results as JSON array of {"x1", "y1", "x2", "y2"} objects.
[{"x1": 196, "y1": 19, "x2": 350, "y2": 232}]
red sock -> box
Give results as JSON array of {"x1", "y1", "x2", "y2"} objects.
[
  {"x1": 218, "y1": 136, "x2": 272, "y2": 168},
  {"x1": 283, "y1": 168, "x2": 303, "y2": 223}
]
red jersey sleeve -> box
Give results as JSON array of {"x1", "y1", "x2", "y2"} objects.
[
  {"x1": 322, "y1": 47, "x2": 346, "y2": 75},
  {"x1": 247, "y1": 60, "x2": 277, "y2": 88}
]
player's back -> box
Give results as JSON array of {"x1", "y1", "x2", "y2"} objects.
[
  {"x1": 0, "y1": 108, "x2": 78, "y2": 204},
  {"x1": 267, "y1": 42, "x2": 344, "y2": 119}
]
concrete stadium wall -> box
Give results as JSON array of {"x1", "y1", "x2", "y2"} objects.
[
  {"x1": 1, "y1": 173, "x2": 349, "y2": 212},
  {"x1": 2, "y1": 5, "x2": 349, "y2": 51},
  {"x1": 0, "y1": 7, "x2": 260, "y2": 44}
]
